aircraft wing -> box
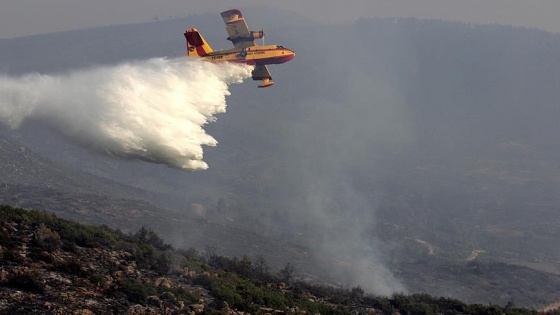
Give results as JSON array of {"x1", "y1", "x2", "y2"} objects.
[{"x1": 221, "y1": 9, "x2": 256, "y2": 49}]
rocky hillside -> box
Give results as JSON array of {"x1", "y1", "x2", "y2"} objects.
[{"x1": 3, "y1": 205, "x2": 556, "y2": 314}]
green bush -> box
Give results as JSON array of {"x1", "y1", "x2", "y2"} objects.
[
  {"x1": 118, "y1": 278, "x2": 148, "y2": 303},
  {"x1": 133, "y1": 227, "x2": 172, "y2": 251},
  {"x1": 89, "y1": 274, "x2": 107, "y2": 287},
  {"x1": 153, "y1": 252, "x2": 172, "y2": 275},
  {"x1": 173, "y1": 286, "x2": 198, "y2": 304}
]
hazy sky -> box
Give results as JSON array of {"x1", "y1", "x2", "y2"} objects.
[{"x1": 1, "y1": 0, "x2": 560, "y2": 39}]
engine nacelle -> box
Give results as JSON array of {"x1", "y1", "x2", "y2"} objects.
[
  {"x1": 228, "y1": 30, "x2": 265, "y2": 43},
  {"x1": 250, "y1": 30, "x2": 264, "y2": 39}
]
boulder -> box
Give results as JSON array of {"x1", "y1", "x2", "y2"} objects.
[{"x1": 155, "y1": 277, "x2": 172, "y2": 289}]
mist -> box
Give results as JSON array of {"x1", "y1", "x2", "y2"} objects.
[{"x1": 0, "y1": 58, "x2": 252, "y2": 170}]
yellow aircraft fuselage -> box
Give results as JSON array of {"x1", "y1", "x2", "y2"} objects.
[{"x1": 202, "y1": 45, "x2": 295, "y2": 66}]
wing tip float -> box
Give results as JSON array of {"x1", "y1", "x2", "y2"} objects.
[
  {"x1": 258, "y1": 79, "x2": 274, "y2": 88},
  {"x1": 185, "y1": 9, "x2": 294, "y2": 88}
]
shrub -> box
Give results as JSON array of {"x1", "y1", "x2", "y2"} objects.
[
  {"x1": 173, "y1": 286, "x2": 198, "y2": 304},
  {"x1": 5, "y1": 273, "x2": 45, "y2": 294},
  {"x1": 89, "y1": 274, "x2": 107, "y2": 287},
  {"x1": 153, "y1": 252, "x2": 172, "y2": 275},
  {"x1": 62, "y1": 240, "x2": 78, "y2": 253},
  {"x1": 276, "y1": 262, "x2": 296, "y2": 283},
  {"x1": 33, "y1": 223, "x2": 61, "y2": 251},
  {"x1": 2, "y1": 247, "x2": 19, "y2": 263},
  {"x1": 118, "y1": 278, "x2": 148, "y2": 303},
  {"x1": 0, "y1": 226, "x2": 16, "y2": 249},
  {"x1": 55, "y1": 258, "x2": 91, "y2": 277},
  {"x1": 133, "y1": 227, "x2": 171, "y2": 251}
]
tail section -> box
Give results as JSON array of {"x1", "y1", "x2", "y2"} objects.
[{"x1": 184, "y1": 28, "x2": 213, "y2": 57}]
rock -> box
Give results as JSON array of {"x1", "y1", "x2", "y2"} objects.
[
  {"x1": 0, "y1": 269, "x2": 9, "y2": 282},
  {"x1": 177, "y1": 300, "x2": 185, "y2": 310},
  {"x1": 190, "y1": 303, "x2": 205, "y2": 313},
  {"x1": 127, "y1": 304, "x2": 146, "y2": 315},
  {"x1": 155, "y1": 277, "x2": 172, "y2": 289},
  {"x1": 84, "y1": 299, "x2": 98, "y2": 307},
  {"x1": 102, "y1": 281, "x2": 112, "y2": 291},
  {"x1": 125, "y1": 265, "x2": 135, "y2": 275}
]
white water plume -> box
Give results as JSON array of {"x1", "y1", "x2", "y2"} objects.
[{"x1": 0, "y1": 58, "x2": 252, "y2": 170}]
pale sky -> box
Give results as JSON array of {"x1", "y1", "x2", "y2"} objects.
[{"x1": 1, "y1": 0, "x2": 559, "y2": 39}]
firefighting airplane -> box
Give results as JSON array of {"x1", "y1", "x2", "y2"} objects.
[{"x1": 184, "y1": 9, "x2": 295, "y2": 88}]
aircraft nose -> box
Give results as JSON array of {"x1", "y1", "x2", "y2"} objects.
[
  {"x1": 282, "y1": 52, "x2": 295, "y2": 63},
  {"x1": 287, "y1": 49, "x2": 295, "y2": 60},
  {"x1": 274, "y1": 48, "x2": 295, "y2": 64}
]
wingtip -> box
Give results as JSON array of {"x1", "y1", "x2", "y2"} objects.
[{"x1": 221, "y1": 9, "x2": 243, "y2": 17}]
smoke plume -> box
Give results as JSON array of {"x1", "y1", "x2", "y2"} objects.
[{"x1": 0, "y1": 58, "x2": 252, "y2": 170}]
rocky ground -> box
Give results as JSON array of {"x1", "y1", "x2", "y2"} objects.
[
  {"x1": 0, "y1": 206, "x2": 360, "y2": 314},
  {"x1": 2, "y1": 205, "x2": 558, "y2": 315},
  {"x1": 1, "y1": 218, "x2": 211, "y2": 314}
]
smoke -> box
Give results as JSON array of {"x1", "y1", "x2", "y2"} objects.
[
  {"x1": 302, "y1": 177, "x2": 406, "y2": 295},
  {"x1": 0, "y1": 58, "x2": 252, "y2": 170},
  {"x1": 280, "y1": 67, "x2": 411, "y2": 295}
]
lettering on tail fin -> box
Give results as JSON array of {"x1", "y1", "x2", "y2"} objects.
[{"x1": 184, "y1": 29, "x2": 214, "y2": 57}]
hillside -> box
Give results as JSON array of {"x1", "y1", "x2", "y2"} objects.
[
  {"x1": 0, "y1": 133, "x2": 309, "y2": 273},
  {"x1": 2, "y1": 205, "x2": 556, "y2": 314}
]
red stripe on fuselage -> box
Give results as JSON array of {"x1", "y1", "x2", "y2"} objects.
[
  {"x1": 224, "y1": 54, "x2": 294, "y2": 66},
  {"x1": 255, "y1": 54, "x2": 295, "y2": 65}
]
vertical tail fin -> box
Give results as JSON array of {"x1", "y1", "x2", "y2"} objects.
[{"x1": 184, "y1": 29, "x2": 213, "y2": 57}]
